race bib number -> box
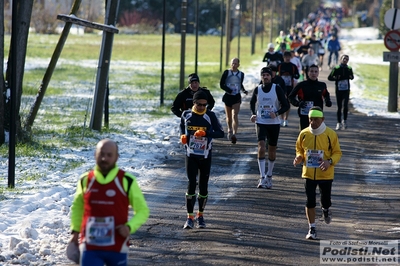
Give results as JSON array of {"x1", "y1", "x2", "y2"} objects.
[
  {"x1": 306, "y1": 149, "x2": 324, "y2": 168},
  {"x1": 188, "y1": 135, "x2": 207, "y2": 156},
  {"x1": 338, "y1": 80, "x2": 349, "y2": 91},
  {"x1": 259, "y1": 105, "x2": 274, "y2": 119},
  {"x1": 300, "y1": 101, "x2": 314, "y2": 115},
  {"x1": 86, "y1": 216, "x2": 115, "y2": 246},
  {"x1": 282, "y1": 75, "x2": 292, "y2": 86},
  {"x1": 226, "y1": 73, "x2": 241, "y2": 95},
  {"x1": 227, "y1": 83, "x2": 240, "y2": 95}
]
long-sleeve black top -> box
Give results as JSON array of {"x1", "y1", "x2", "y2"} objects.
[
  {"x1": 171, "y1": 87, "x2": 215, "y2": 118},
  {"x1": 288, "y1": 79, "x2": 331, "y2": 110},
  {"x1": 327, "y1": 64, "x2": 354, "y2": 92}
]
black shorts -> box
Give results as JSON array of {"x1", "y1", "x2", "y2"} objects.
[
  {"x1": 255, "y1": 123, "x2": 280, "y2": 146},
  {"x1": 222, "y1": 93, "x2": 241, "y2": 107},
  {"x1": 304, "y1": 179, "x2": 332, "y2": 209}
]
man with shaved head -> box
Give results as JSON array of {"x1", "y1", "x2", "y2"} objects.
[
  {"x1": 95, "y1": 139, "x2": 119, "y2": 176},
  {"x1": 69, "y1": 139, "x2": 149, "y2": 266}
]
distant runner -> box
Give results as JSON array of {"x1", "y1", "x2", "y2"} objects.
[
  {"x1": 288, "y1": 64, "x2": 332, "y2": 131},
  {"x1": 250, "y1": 67, "x2": 289, "y2": 189},
  {"x1": 220, "y1": 58, "x2": 248, "y2": 144},
  {"x1": 328, "y1": 54, "x2": 354, "y2": 130},
  {"x1": 171, "y1": 73, "x2": 215, "y2": 118}
]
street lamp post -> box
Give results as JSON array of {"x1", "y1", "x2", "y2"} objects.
[{"x1": 236, "y1": 3, "x2": 241, "y2": 58}]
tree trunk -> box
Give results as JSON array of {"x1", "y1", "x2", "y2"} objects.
[
  {"x1": 0, "y1": 0, "x2": 5, "y2": 144},
  {"x1": 6, "y1": 0, "x2": 33, "y2": 141},
  {"x1": 24, "y1": 0, "x2": 83, "y2": 132}
]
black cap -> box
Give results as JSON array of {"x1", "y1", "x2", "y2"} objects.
[
  {"x1": 193, "y1": 90, "x2": 208, "y2": 101},
  {"x1": 267, "y1": 62, "x2": 278, "y2": 71},
  {"x1": 260, "y1": 67, "x2": 272, "y2": 76},
  {"x1": 188, "y1": 73, "x2": 200, "y2": 84}
]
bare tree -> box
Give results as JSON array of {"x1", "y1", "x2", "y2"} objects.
[
  {"x1": 0, "y1": 0, "x2": 5, "y2": 144},
  {"x1": 5, "y1": 0, "x2": 34, "y2": 141}
]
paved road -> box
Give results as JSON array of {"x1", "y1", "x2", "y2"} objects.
[{"x1": 127, "y1": 61, "x2": 400, "y2": 265}]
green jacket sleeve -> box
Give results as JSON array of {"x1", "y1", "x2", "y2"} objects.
[
  {"x1": 70, "y1": 172, "x2": 88, "y2": 232},
  {"x1": 70, "y1": 170, "x2": 149, "y2": 234},
  {"x1": 125, "y1": 173, "x2": 150, "y2": 234}
]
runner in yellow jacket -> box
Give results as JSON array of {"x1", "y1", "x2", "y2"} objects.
[{"x1": 293, "y1": 107, "x2": 342, "y2": 240}]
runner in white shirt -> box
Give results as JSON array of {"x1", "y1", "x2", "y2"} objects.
[{"x1": 249, "y1": 67, "x2": 289, "y2": 189}]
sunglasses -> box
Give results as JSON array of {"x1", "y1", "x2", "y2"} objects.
[{"x1": 195, "y1": 102, "x2": 207, "y2": 107}]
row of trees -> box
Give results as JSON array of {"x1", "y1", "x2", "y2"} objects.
[
  {"x1": 1, "y1": 0, "x2": 390, "y2": 35},
  {"x1": 1, "y1": 0, "x2": 388, "y2": 36},
  {"x1": 0, "y1": 0, "x2": 396, "y2": 145}
]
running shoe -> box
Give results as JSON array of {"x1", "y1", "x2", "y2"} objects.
[
  {"x1": 306, "y1": 227, "x2": 317, "y2": 240},
  {"x1": 342, "y1": 120, "x2": 347, "y2": 129},
  {"x1": 183, "y1": 218, "x2": 194, "y2": 229},
  {"x1": 231, "y1": 135, "x2": 237, "y2": 144},
  {"x1": 266, "y1": 176, "x2": 272, "y2": 189},
  {"x1": 335, "y1": 123, "x2": 341, "y2": 130},
  {"x1": 282, "y1": 120, "x2": 288, "y2": 127},
  {"x1": 227, "y1": 132, "x2": 232, "y2": 141},
  {"x1": 196, "y1": 216, "x2": 206, "y2": 228},
  {"x1": 257, "y1": 177, "x2": 267, "y2": 188},
  {"x1": 322, "y1": 209, "x2": 332, "y2": 224}
]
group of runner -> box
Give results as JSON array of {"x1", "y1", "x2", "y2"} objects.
[
  {"x1": 170, "y1": 61, "x2": 344, "y2": 241},
  {"x1": 64, "y1": 6, "x2": 355, "y2": 266},
  {"x1": 170, "y1": 9, "x2": 353, "y2": 241}
]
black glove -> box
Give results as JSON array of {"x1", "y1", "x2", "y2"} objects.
[
  {"x1": 298, "y1": 101, "x2": 307, "y2": 108},
  {"x1": 325, "y1": 99, "x2": 332, "y2": 107}
]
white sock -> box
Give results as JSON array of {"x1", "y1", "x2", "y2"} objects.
[
  {"x1": 266, "y1": 160, "x2": 275, "y2": 176},
  {"x1": 309, "y1": 223, "x2": 316, "y2": 228},
  {"x1": 258, "y1": 158, "x2": 266, "y2": 178}
]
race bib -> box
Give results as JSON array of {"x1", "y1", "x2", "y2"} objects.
[
  {"x1": 86, "y1": 216, "x2": 115, "y2": 246},
  {"x1": 227, "y1": 83, "x2": 240, "y2": 95},
  {"x1": 306, "y1": 149, "x2": 324, "y2": 168},
  {"x1": 282, "y1": 75, "x2": 292, "y2": 86},
  {"x1": 338, "y1": 80, "x2": 349, "y2": 91},
  {"x1": 188, "y1": 135, "x2": 207, "y2": 156},
  {"x1": 300, "y1": 101, "x2": 314, "y2": 115},
  {"x1": 259, "y1": 105, "x2": 274, "y2": 119},
  {"x1": 226, "y1": 73, "x2": 241, "y2": 95}
]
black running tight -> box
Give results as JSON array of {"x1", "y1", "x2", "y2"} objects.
[
  {"x1": 336, "y1": 90, "x2": 349, "y2": 123},
  {"x1": 185, "y1": 154, "x2": 212, "y2": 196}
]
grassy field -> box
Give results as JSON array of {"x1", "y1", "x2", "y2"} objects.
[
  {"x1": 352, "y1": 42, "x2": 385, "y2": 58},
  {"x1": 5, "y1": 33, "x2": 391, "y2": 97},
  {"x1": 6, "y1": 33, "x2": 264, "y2": 99},
  {"x1": 353, "y1": 64, "x2": 389, "y2": 100},
  {"x1": 2, "y1": 33, "x2": 268, "y2": 151},
  {"x1": 3, "y1": 33, "x2": 393, "y2": 136},
  {"x1": 0, "y1": 32, "x2": 395, "y2": 159},
  {"x1": 343, "y1": 41, "x2": 393, "y2": 98}
]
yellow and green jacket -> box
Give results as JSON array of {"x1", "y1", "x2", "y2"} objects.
[
  {"x1": 295, "y1": 126, "x2": 342, "y2": 180},
  {"x1": 70, "y1": 165, "x2": 149, "y2": 234}
]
